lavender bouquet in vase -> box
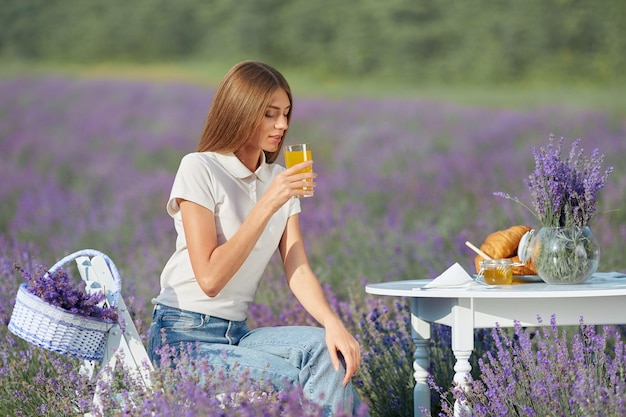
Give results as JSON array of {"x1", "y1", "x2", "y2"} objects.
[{"x1": 496, "y1": 135, "x2": 613, "y2": 284}]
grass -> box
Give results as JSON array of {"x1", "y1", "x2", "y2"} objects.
[{"x1": 2, "y1": 60, "x2": 625, "y2": 116}]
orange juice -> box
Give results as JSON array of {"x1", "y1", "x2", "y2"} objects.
[
  {"x1": 284, "y1": 144, "x2": 313, "y2": 195},
  {"x1": 284, "y1": 149, "x2": 313, "y2": 170}
]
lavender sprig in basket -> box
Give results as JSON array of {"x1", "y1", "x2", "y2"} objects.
[{"x1": 8, "y1": 249, "x2": 120, "y2": 361}]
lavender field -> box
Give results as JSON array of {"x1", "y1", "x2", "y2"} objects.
[{"x1": 1, "y1": 76, "x2": 625, "y2": 416}]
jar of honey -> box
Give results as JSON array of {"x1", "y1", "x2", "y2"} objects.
[{"x1": 480, "y1": 259, "x2": 513, "y2": 285}]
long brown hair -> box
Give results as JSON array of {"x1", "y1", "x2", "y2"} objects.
[{"x1": 197, "y1": 61, "x2": 292, "y2": 164}]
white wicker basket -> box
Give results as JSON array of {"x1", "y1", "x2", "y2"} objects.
[{"x1": 8, "y1": 249, "x2": 120, "y2": 361}]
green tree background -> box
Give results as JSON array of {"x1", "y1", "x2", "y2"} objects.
[{"x1": 1, "y1": 0, "x2": 624, "y2": 85}]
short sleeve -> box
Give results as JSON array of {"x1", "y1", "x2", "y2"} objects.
[{"x1": 166, "y1": 153, "x2": 216, "y2": 216}]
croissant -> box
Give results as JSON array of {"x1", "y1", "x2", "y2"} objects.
[{"x1": 474, "y1": 225, "x2": 537, "y2": 275}]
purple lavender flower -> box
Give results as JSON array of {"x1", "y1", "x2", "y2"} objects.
[
  {"x1": 15, "y1": 264, "x2": 118, "y2": 322},
  {"x1": 432, "y1": 316, "x2": 626, "y2": 416},
  {"x1": 496, "y1": 134, "x2": 613, "y2": 228},
  {"x1": 2, "y1": 75, "x2": 626, "y2": 416}
]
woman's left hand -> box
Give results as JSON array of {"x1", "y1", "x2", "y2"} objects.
[{"x1": 324, "y1": 318, "x2": 362, "y2": 386}]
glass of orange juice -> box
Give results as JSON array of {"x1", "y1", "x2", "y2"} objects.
[{"x1": 284, "y1": 143, "x2": 313, "y2": 197}]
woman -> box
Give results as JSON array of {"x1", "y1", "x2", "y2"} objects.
[{"x1": 148, "y1": 61, "x2": 367, "y2": 416}]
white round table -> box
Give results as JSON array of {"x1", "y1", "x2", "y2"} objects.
[{"x1": 366, "y1": 273, "x2": 626, "y2": 417}]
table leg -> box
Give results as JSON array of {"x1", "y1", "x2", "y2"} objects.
[
  {"x1": 451, "y1": 301, "x2": 474, "y2": 416},
  {"x1": 411, "y1": 298, "x2": 431, "y2": 417}
]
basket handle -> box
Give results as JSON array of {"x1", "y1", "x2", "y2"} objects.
[{"x1": 46, "y1": 249, "x2": 122, "y2": 307}]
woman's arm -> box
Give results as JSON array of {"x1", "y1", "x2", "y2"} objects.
[
  {"x1": 280, "y1": 214, "x2": 361, "y2": 386},
  {"x1": 180, "y1": 198, "x2": 273, "y2": 296},
  {"x1": 182, "y1": 160, "x2": 315, "y2": 297}
]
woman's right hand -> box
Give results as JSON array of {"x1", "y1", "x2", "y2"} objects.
[{"x1": 264, "y1": 160, "x2": 317, "y2": 208}]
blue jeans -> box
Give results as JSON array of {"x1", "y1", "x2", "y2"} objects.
[{"x1": 147, "y1": 304, "x2": 367, "y2": 416}]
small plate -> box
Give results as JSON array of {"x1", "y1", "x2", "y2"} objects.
[
  {"x1": 473, "y1": 274, "x2": 542, "y2": 285},
  {"x1": 513, "y1": 275, "x2": 543, "y2": 283}
]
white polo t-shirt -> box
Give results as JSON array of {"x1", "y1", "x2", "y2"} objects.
[{"x1": 154, "y1": 151, "x2": 301, "y2": 321}]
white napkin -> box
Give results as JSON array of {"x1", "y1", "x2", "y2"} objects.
[{"x1": 424, "y1": 262, "x2": 477, "y2": 288}]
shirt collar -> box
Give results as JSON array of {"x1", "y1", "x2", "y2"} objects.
[{"x1": 214, "y1": 152, "x2": 272, "y2": 182}]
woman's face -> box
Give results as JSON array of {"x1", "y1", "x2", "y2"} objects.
[{"x1": 249, "y1": 88, "x2": 291, "y2": 155}]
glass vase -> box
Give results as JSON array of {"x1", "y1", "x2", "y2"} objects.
[{"x1": 530, "y1": 226, "x2": 600, "y2": 284}]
